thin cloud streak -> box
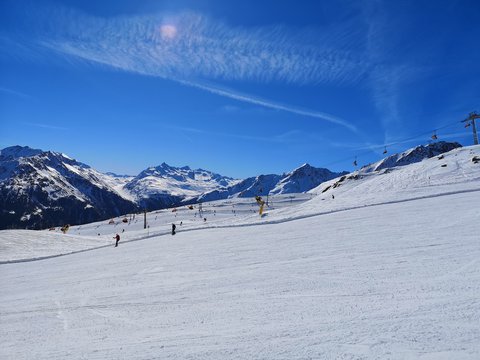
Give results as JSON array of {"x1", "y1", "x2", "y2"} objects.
[
  {"x1": 23, "y1": 122, "x2": 68, "y2": 131},
  {"x1": 363, "y1": 1, "x2": 408, "y2": 144},
  {"x1": 178, "y1": 80, "x2": 358, "y2": 132},
  {"x1": 0, "y1": 87, "x2": 32, "y2": 99}
]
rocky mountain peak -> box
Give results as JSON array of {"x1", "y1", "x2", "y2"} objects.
[{"x1": 0, "y1": 145, "x2": 43, "y2": 161}]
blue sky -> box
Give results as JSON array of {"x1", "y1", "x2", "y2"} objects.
[{"x1": 1, "y1": 0, "x2": 479, "y2": 178}]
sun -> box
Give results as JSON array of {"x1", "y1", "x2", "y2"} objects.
[{"x1": 159, "y1": 24, "x2": 178, "y2": 40}]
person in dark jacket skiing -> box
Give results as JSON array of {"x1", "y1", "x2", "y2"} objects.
[
  {"x1": 171, "y1": 223, "x2": 176, "y2": 235},
  {"x1": 114, "y1": 233, "x2": 120, "y2": 247}
]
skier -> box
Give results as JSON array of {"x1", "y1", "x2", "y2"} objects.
[
  {"x1": 171, "y1": 223, "x2": 176, "y2": 235},
  {"x1": 114, "y1": 233, "x2": 120, "y2": 247}
]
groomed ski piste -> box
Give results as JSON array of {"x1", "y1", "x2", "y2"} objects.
[{"x1": 1, "y1": 145, "x2": 479, "y2": 359}]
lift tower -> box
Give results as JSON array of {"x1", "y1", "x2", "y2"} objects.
[{"x1": 462, "y1": 112, "x2": 479, "y2": 145}]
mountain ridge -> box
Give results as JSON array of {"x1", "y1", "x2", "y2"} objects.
[{"x1": 0, "y1": 141, "x2": 463, "y2": 229}]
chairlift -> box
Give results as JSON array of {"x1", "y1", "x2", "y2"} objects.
[
  {"x1": 431, "y1": 131, "x2": 438, "y2": 140},
  {"x1": 465, "y1": 122, "x2": 471, "y2": 128},
  {"x1": 353, "y1": 157, "x2": 357, "y2": 167},
  {"x1": 383, "y1": 146, "x2": 388, "y2": 155}
]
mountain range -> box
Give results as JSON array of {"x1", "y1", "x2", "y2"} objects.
[{"x1": 0, "y1": 142, "x2": 462, "y2": 230}]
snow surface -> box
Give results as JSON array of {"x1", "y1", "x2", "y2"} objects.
[{"x1": 1, "y1": 145, "x2": 480, "y2": 359}]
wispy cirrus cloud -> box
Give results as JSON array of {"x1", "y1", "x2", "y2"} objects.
[
  {"x1": 22, "y1": 122, "x2": 68, "y2": 131},
  {"x1": 39, "y1": 10, "x2": 368, "y2": 86},
  {"x1": 10, "y1": 5, "x2": 367, "y2": 132},
  {"x1": 177, "y1": 80, "x2": 358, "y2": 132},
  {"x1": 364, "y1": 1, "x2": 402, "y2": 144},
  {"x1": 0, "y1": 86, "x2": 32, "y2": 99},
  {"x1": 362, "y1": 1, "x2": 428, "y2": 144}
]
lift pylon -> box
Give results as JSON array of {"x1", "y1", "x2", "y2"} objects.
[{"x1": 461, "y1": 112, "x2": 479, "y2": 145}]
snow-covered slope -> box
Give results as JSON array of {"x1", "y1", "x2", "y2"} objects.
[
  {"x1": 1, "y1": 145, "x2": 479, "y2": 359},
  {"x1": 311, "y1": 144, "x2": 479, "y2": 208},
  {"x1": 0, "y1": 230, "x2": 112, "y2": 262}
]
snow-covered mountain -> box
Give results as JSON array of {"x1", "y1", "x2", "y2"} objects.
[
  {"x1": 124, "y1": 162, "x2": 240, "y2": 209},
  {"x1": 195, "y1": 164, "x2": 347, "y2": 203},
  {"x1": 196, "y1": 174, "x2": 283, "y2": 203},
  {"x1": 0, "y1": 146, "x2": 138, "y2": 230}
]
